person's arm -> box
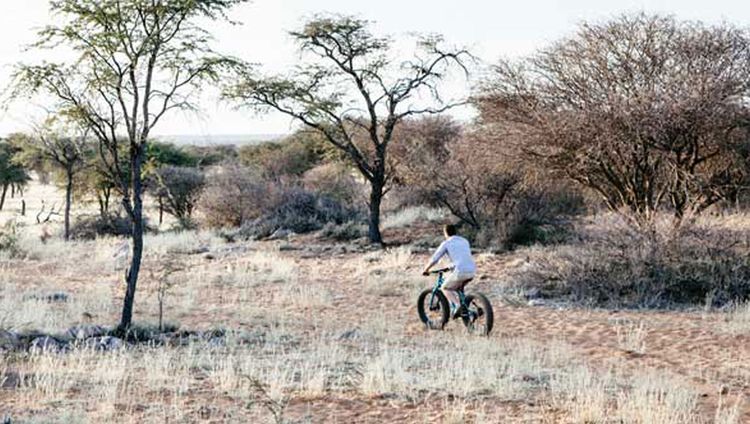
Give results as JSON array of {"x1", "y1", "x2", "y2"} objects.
[{"x1": 422, "y1": 241, "x2": 447, "y2": 275}]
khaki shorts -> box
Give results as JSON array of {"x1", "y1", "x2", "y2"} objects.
[{"x1": 443, "y1": 272, "x2": 475, "y2": 291}]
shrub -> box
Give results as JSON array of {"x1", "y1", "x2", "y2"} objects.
[
  {"x1": 395, "y1": 117, "x2": 584, "y2": 249},
  {"x1": 494, "y1": 184, "x2": 586, "y2": 248},
  {"x1": 182, "y1": 144, "x2": 238, "y2": 166},
  {"x1": 221, "y1": 189, "x2": 361, "y2": 241},
  {"x1": 320, "y1": 221, "x2": 367, "y2": 241},
  {"x1": 505, "y1": 213, "x2": 750, "y2": 307},
  {"x1": 197, "y1": 166, "x2": 275, "y2": 228},
  {"x1": 303, "y1": 163, "x2": 361, "y2": 205},
  {"x1": 239, "y1": 132, "x2": 325, "y2": 179},
  {"x1": 148, "y1": 165, "x2": 206, "y2": 226},
  {"x1": 70, "y1": 213, "x2": 153, "y2": 240},
  {"x1": 0, "y1": 221, "x2": 20, "y2": 257}
]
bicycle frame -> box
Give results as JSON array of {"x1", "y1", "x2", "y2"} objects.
[{"x1": 429, "y1": 270, "x2": 467, "y2": 310}]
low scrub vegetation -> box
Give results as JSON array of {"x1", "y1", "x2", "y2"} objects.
[{"x1": 505, "y1": 213, "x2": 750, "y2": 307}]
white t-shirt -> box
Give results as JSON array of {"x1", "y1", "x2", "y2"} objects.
[{"x1": 428, "y1": 236, "x2": 476, "y2": 275}]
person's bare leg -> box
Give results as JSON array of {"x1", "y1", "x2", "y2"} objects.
[{"x1": 442, "y1": 288, "x2": 460, "y2": 306}]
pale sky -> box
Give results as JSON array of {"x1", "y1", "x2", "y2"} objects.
[{"x1": 1, "y1": 0, "x2": 749, "y2": 138}]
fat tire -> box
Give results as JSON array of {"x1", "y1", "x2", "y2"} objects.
[{"x1": 417, "y1": 289, "x2": 449, "y2": 330}]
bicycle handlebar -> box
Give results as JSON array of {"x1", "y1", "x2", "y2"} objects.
[{"x1": 427, "y1": 267, "x2": 454, "y2": 275}]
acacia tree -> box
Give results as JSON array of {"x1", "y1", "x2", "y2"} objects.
[
  {"x1": 224, "y1": 16, "x2": 471, "y2": 244},
  {"x1": 476, "y1": 14, "x2": 750, "y2": 225},
  {"x1": 12, "y1": 125, "x2": 90, "y2": 240},
  {"x1": 0, "y1": 142, "x2": 30, "y2": 211},
  {"x1": 13, "y1": 0, "x2": 247, "y2": 332},
  {"x1": 148, "y1": 165, "x2": 205, "y2": 226}
]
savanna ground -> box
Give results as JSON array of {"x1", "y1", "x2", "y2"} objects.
[{"x1": 0, "y1": 181, "x2": 747, "y2": 423}]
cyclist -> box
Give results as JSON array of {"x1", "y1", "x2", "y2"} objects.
[{"x1": 422, "y1": 224, "x2": 476, "y2": 318}]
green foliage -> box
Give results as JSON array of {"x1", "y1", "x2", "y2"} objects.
[
  {"x1": 0, "y1": 141, "x2": 30, "y2": 188},
  {"x1": 182, "y1": 144, "x2": 238, "y2": 166},
  {"x1": 238, "y1": 132, "x2": 329, "y2": 178},
  {"x1": 147, "y1": 142, "x2": 201, "y2": 168}
]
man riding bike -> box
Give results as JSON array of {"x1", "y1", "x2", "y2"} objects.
[{"x1": 422, "y1": 224, "x2": 476, "y2": 318}]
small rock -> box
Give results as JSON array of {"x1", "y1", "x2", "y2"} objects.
[
  {"x1": 29, "y1": 336, "x2": 64, "y2": 353},
  {"x1": 68, "y1": 324, "x2": 107, "y2": 340},
  {"x1": 528, "y1": 299, "x2": 547, "y2": 307},
  {"x1": 84, "y1": 336, "x2": 124, "y2": 351},
  {"x1": 0, "y1": 331, "x2": 21, "y2": 351},
  {"x1": 203, "y1": 253, "x2": 216, "y2": 261}
]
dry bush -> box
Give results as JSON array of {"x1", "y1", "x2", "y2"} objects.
[
  {"x1": 238, "y1": 131, "x2": 326, "y2": 179},
  {"x1": 505, "y1": 213, "x2": 750, "y2": 307},
  {"x1": 302, "y1": 163, "x2": 362, "y2": 205},
  {"x1": 147, "y1": 165, "x2": 205, "y2": 226},
  {"x1": 199, "y1": 165, "x2": 361, "y2": 238},
  {"x1": 0, "y1": 220, "x2": 20, "y2": 258},
  {"x1": 197, "y1": 166, "x2": 274, "y2": 228},
  {"x1": 69, "y1": 213, "x2": 149, "y2": 240},
  {"x1": 319, "y1": 221, "x2": 367, "y2": 241},
  {"x1": 229, "y1": 188, "x2": 360, "y2": 240},
  {"x1": 615, "y1": 320, "x2": 649, "y2": 354},
  {"x1": 395, "y1": 117, "x2": 584, "y2": 249}
]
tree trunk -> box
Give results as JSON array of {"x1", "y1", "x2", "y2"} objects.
[
  {"x1": 103, "y1": 188, "x2": 110, "y2": 215},
  {"x1": 118, "y1": 146, "x2": 145, "y2": 333},
  {"x1": 367, "y1": 177, "x2": 385, "y2": 245},
  {"x1": 0, "y1": 184, "x2": 7, "y2": 211},
  {"x1": 158, "y1": 197, "x2": 164, "y2": 225},
  {"x1": 98, "y1": 195, "x2": 105, "y2": 218},
  {"x1": 21, "y1": 199, "x2": 25, "y2": 216},
  {"x1": 10, "y1": 184, "x2": 15, "y2": 199},
  {"x1": 64, "y1": 169, "x2": 73, "y2": 241}
]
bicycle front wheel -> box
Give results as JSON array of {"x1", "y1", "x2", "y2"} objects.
[{"x1": 417, "y1": 289, "x2": 449, "y2": 330}]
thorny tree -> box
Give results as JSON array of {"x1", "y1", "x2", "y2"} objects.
[
  {"x1": 476, "y1": 14, "x2": 750, "y2": 226},
  {"x1": 12, "y1": 0, "x2": 248, "y2": 331},
  {"x1": 13, "y1": 122, "x2": 91, "y2": 240},
  {"x1": 395, "y1": 116, "x2": 521, "y2": 232},
  {"x1": 0, "y1": 142, "x2": 30, "y2": 211},
  {"x1": 224, "y1": 15, "x2": 472, "y2": 244}
]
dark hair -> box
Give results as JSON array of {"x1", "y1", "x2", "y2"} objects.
[{"x1": 443, "y1": 224, "x2": 458, "y2": 237}]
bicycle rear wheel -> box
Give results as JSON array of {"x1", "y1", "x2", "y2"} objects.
[
  {"x1": 462, "y1": 293, "x2": 494, "y2": 336},
  {"x1": 417, "y1": 289, "x2": 449, "y2": 330}
]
